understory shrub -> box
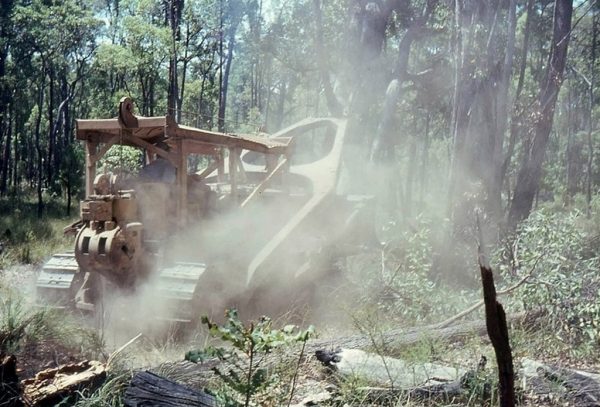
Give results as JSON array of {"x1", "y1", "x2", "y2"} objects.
[
  {"x1": 186, "y1": 309, "x2": 314, "y2": 407},
  {"x1": 496, "y1": 209, "x2": 600, "y2": 345},
  {"x1": 352, "y1": 215, "x2": 477, "y2": 326}
]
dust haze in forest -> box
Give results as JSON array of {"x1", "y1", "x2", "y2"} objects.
[{"x1": 84, "y1": 39, "x2": 470, "y2": 345}]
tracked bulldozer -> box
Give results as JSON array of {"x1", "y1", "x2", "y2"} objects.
[{"x1": 37, "y1": 98, "x2": 373, "y2": 322}]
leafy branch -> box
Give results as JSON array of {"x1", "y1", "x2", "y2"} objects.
[{"x1": 186, "y1": 309, "x2": 315, "y2": 406}]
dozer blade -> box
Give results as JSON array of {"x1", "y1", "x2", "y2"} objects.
[
  {"x1": 155, "y1": 262, "x2": 207, "y2": 323},
  {"x1": 36, "y1": 252, "x2": 81, "y2": 308}
]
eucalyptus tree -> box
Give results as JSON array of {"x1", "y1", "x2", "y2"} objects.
[
  {"x1": 10, "y1": 0, "x2": 100, "y2": 215},
  {"x1": 508, "y1": 0, "x2": 574, "y2": 229},
  {"x1": 0, "y1": 0, "x2": 15, "y2": 196}
]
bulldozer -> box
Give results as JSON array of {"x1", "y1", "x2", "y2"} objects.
[{"x1": 36, "y1": 98, "x2": 374, "y2": 322}]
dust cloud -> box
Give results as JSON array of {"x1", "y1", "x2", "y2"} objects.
[{"x1": 76, "y1": 96, "x2": 480, "y2": 349}]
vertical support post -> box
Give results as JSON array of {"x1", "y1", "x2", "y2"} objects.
[
  {"x1": 218, "y1": 148, "x2": 225, "y2": 182},
  {"x1": 282, "y1": 154, "x2": 290, "y2": 190},
  {"x1": 86, "y1": 141, "x2": 98, "y2": 197},
  {"x1": 229, "y1": 147, "x2": 237, "y2": 203},
  {"x1": 235, "y1": 147, "x2": 246, "y2": 183},
  {"x1": 177, "y1": 137, "x2": 188, "y2": 226}
]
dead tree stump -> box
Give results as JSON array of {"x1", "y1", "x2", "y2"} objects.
[
  {"x1": 0, "y1": 353, "x2": 23, "y2": 407},
  {"x1": 480, "y1": 265, "x2": 515, "y2": 407}
]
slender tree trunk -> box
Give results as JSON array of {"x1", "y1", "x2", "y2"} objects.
[
  {"x1": 313, "y1": 0, "x2": 342, "y2": 117},
  {"x1": 35, "y1": 76, "x2": 46, "y2": 218},
  {"x1": 218, "y1": 0, "x2": 224, "y2": 131},
  {"x1": 586, "y1": 10, "x2": 596, "y2": 217},
  {"x1": 1, "y1": 119, "x2": 11, "y2": 196},
  {"x1": 47, "y1": 65, "x2": 55, "y2": 187},
  {"x1": 502, "y1": 0, "x2": 534, "y2": 198},
  {"x1": 516, "y1": 0, "x2": 534, "y2": 101},
  {"x1": 66, "y1": 169, "x2": 72, "y2": 216},
  {"x1": 447, "y1": 0, "x2": 468, "y2": 218},
  {"x1": 12, "y1": 114, "x2": 18, "y2": 193},
  {"x1": 274, "y1": 81, "x2": 286, "y2": 130},
  {"x1": 345, "y1": 0, "x2": 398, "y2": 148},
  {"x1": 488, "y1": 0, "x2": 516, "y2": 220},
  {"x1": 167, "y1": 0, "x2": 184, "y2": 120},
  {"x1": 508, "y1": 0, "x2": 574, "y2": 229},
  {"x1": 0, "y1": 0, "x2": 13, "y2": 196},
  {"x1": 565, "y1": 78, "x2": 576, "y2": 205},
  {"x1": 419, "y1": 112, "x2": 430, "y2": 206},
  {"x1": 405, "y1": 133, "x2": 417, "y2": 217},
  {"x1": 370, "y1": 0, "x2": 437, "y2": 164},
  {"x1": 218, "y1": 25, "x2": 237, "y2": 133}
]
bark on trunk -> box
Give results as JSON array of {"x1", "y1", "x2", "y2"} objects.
[
  {"x1": 218, "y1": 29, "x2": 236, "y2": 132},
  {"x1": 35, "y1": 77, "x2": 45, "y2": 218},
  {"x1": 508, "y1": 0, "x2": 573, "y2": 229},
  {"x1": 167, "y1": 0, "x2": 184, "y2": 121},
  {"x1": 488, "y1": 0, "x2": 516, "y2": 220},
  {"x1": 313, "y1": 0, "x2": 343, "y2": 117}
]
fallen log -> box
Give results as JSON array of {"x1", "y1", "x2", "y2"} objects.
[
  {"x1": 318, "y1": 348, "x2": 465, "y2": 388},
  {"x1": 21, "y1": 360, "x2": 106, "y2": 407},
  {"x1": 123, "y1": 371, "x2": 217, "y2": 407},
  {"x1": 309, "y1": 309, "x2": 541, "y2": 352},
  {"x1": 521, "y1": 359, "x2": 600, "y2": 406},
  {"x1": 145, "y1": 310, "x2": 542, "y2": 396}
]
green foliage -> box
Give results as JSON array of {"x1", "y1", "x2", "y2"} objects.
[
  {"x1": 0, "y1": 289, "x2": 49, "y2": 354},
  {"x1": 496, "y1": 209, "x2": 600, "y2": 346},
  {"x1": 362, "y1": 215, "x2": 471, "y2": 325},
  {"x1": 0, "y1": 198, "x2": 74, "y2": 267},
  {"x1": 0, "y1": 284, "x2": 107, "y2": 358},
  {"x1": 57, "y1": 142, "x2": 85, "y2": 197},
  {"x1": 185, "y1": 309, "x2": 314, "y2": 406},
  {"x1": 13, "y1": 0, "x2": 100, "y2": 58},
  {"x1": 74, "y1": 371, "x2": 131, "y2": 407},
  {"x1": 460, "y1": 367, "x2": 495, "y2": 406},
  {"x1": 98, "y1": 145, "x2": 144, "y2": 174}
]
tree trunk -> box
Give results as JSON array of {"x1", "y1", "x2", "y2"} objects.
[
  {"x1": 218, "y1": 25, "x2": 237, "y2": 133},
  {"x1": 1, "y1": 122, "x2": 11, "y2": 196},
  {"x1": 419, "y1": 113, "x2": 430, "y2": 206},
  {"x1": 0, "y1": 1, "x2": 13, "y2": 197},
  {"x1": 447, "y1": 0, "x2": 475, "y2": 220},
  {"x1": 488, "y1": 0, "x2": 516, "y2": 220},
  {"x1": 502, "y1": 0, "x2": 534, "y2": 206},
  {"x1": 565, "y1": 79, "x2": 576, "y2": 204},
  {"x1": 167, "y1": 0, "x2": 184, "y2": 120},
  {"x1": 508, "y1": 0, "x2": 574, "y2": 229},
  {"x1": 313, "y1": 0, "x2": 342, "y2": 117},
  {"x1": 47, "y1": 65, "x2": 55, "y2": 187},
  {"x1": 369, "y1": 0, "x2": 437, "y2": 164},
  {"x1": 586, "y1": 11, "x2": 596, "y2": 217},
  {"x1": 35, "y1": 76, "x2": 46, "y2": 218}
]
